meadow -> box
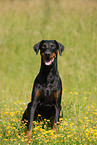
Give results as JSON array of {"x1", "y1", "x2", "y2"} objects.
[{"x1": 0, "y1": 0, "x2": 97, "y2": 144}]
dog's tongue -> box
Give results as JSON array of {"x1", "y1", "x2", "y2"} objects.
[{"x1": 45, "y1": 58, "x2": 54, "y2": 65}]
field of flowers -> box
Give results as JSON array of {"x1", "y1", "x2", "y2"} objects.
[
  {"x1": 0, "y1": 90, "x2": 97, "y2": 144},
  {"x1": 0, "y1": 0, "x2": 97, "y2": 144}
]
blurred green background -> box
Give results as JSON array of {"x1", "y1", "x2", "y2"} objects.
[{"x1": 0, "y1": 0, "x2": 97, "y2": 106}]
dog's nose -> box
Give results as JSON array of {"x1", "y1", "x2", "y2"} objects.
[
  {"x1": 45, "y1": 52, "x2": 51, "y2": 57},
  {"x1": 45, "y1": 53, "x2": 50, "y2": 57}
]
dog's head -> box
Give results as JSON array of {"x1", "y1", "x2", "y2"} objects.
[{"x1": 33, "y1": 40, "x2": 64, "y2": 66}]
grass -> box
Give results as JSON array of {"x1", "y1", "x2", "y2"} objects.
[{"x1": 0, "y1": 0, "x2": 97, "y2": 144}]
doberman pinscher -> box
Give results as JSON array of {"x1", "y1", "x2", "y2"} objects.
[{"x1": 21, "y1": 40, "x2": 64, "y2": 140}]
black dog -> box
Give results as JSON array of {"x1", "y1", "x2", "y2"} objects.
[{"x1": 21, "y1": 40, "x2": 64, "y2": 140}]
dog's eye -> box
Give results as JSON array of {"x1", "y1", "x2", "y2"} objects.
[
  {"x1": 42, "y1": 44, "x2": 46, "y2": 48},
  {"x1": 51, "y1": 44, "x2": 55, "y2": 49}
]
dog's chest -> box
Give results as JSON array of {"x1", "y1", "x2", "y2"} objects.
[
  {"x1": 38, "y1": 82, "x2": 57, "y2": 105},
  {"x1": 44, "y1": 83, "x2": 53, "y2": 96},
  {"x1": 36, "y1": 70, "x2": 60, "y2": 104}
]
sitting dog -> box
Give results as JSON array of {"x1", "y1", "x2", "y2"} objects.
[{"x1": 21, "y1": 40, "x2": 64, "y2": 140}]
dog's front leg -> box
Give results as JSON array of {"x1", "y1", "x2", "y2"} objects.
[
  {"x1": 26, "y1": 98, "x2": 37, "y2": 141},
  {"x1": 55, "y1": 105, "x2": 60, "y2": 123},
  {"x1": 53, "y1": 104, "x2": 60, "y2": 131},
  {"x1": 53, "y1": 91, "x2": 61, "y2": 131}
]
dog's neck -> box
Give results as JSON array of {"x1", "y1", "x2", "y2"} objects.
[
  {"x1": 38, "y1": 57, "x2": 59, "y2": 83},
  {"x1": 40, "y1": 57, "x2": 58, "y2": 74}
]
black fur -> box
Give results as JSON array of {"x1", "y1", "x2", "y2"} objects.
[{"x1": 22, "y1": 40, "x2": 64, "y2": 134}]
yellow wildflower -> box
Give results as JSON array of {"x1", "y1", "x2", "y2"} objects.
[
  {"x1": 7, "y1": 126, "x2": 10, "y2": 129},
  {"x1": 74, "y1": 92, "x2": 78, "y2": 95},
  {"x1": 59, "y1": 118, "x2": 63, "y2": 121},
  {"x1": 84, "y1": 97, "x2": 87, "y2": 100},
  {"x1": 5, "y1": 112, "x2": 8, "y2": 115},
  {"x1": 3, "y1": 139, "x2": 8, "y2": 141}
]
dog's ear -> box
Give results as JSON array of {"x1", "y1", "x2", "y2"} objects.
[
  {"x1": 33, "y1": 40, "x2": 44, "y2": 55},
  {"x1": 54, "y1": 40, "x2": 64, "y2": 56}
]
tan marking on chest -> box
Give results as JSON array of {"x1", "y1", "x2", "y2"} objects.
[
  {"x1": 36, "y1": 90, "x2": 41, "y2": 97},
  {"x1": 54, "y1": 91, "x2": 60, "y2": 99}
]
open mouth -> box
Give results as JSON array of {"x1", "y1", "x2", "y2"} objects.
[{"x1": 44, "y1": 57, "x2": 54, "y2": 66}]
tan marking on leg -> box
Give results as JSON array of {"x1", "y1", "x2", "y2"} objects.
[
  {"x1": 52, "y1": 121, "x2": 58, "y2": 134},
  {"x1": 52, "y1": 121, "x2": 55, "y2": 130},
  {"x1": 26, "y1": 124, "x2": 33, "y2": 142}
]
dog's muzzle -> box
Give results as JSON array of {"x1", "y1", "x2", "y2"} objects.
[
  {"x1": 44, "y1": 57, "x2": 54, "y2": 66},
  {"x1": 42, "y1": 53, "x2": 55, "y2": 66}
]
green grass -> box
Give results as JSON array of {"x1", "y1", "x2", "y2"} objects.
[{"x1": 0, "y1": 0, "x2": 97, "y2": 144}]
